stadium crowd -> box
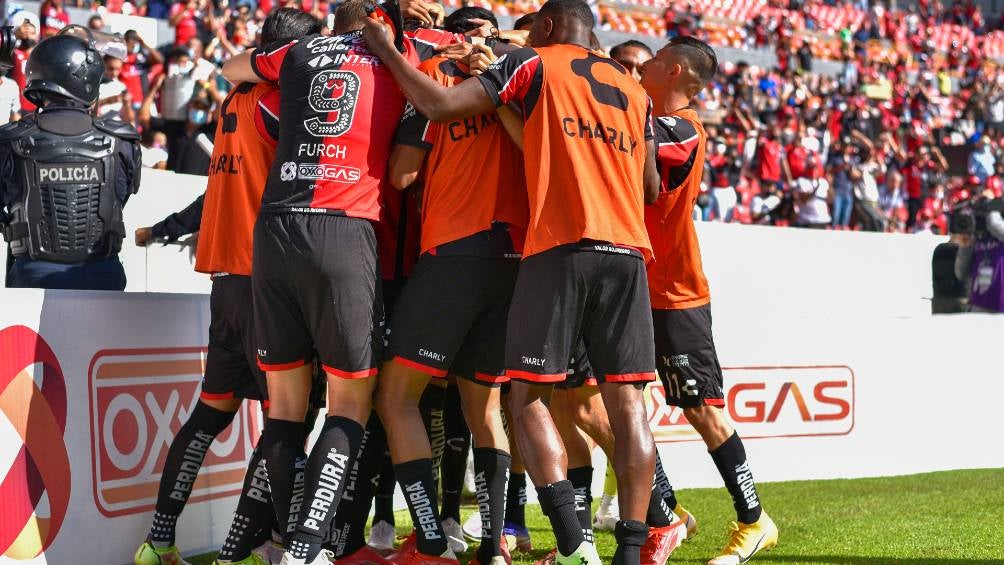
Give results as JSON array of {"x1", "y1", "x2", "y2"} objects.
[{"x1": 3, "y1": 0, "x2": 1003, "y2": 234}]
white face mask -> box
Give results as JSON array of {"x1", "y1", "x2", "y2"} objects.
[{"x1": 168, "y1": 61, "x2": 194, "y2": 76}]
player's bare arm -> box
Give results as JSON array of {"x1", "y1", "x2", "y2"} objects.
[
  {"x1": 644, "y1": 139, "x2": 659, "y2": 204},
  {"x1": 388, "y1": 145, "x2": 427, "y2": 189},
  {"x1": 361, "y1": 17, "x2": 495, "y2": 121},
  {"x1": 222, "y1": 50, "x2": 259, "y2": 84}
]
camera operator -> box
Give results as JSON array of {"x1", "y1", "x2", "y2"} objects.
[
  {"x1": 1, "y1": 28, "x2": 141, "y2": 290},
  {"x1": 954, "y1": 191, "x2": 1004, "y2": 312}
]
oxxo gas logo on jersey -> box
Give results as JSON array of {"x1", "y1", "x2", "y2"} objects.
[
  {"x1": 88, "y1": 348, "x2": 262, "y2": 517},
  {"x1": 0, "y1": 325, "x2": 70, "y2": 560},
  {"x1": 647, "y1": 365, "x2": 854, "y2": 442}
]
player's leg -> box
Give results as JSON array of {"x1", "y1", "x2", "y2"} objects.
[
  {"x1": 653, "y1": 305, "x2": 776, "y2": 564},
  {"x1": 550, "y1": 387, "x2": 596, "y2": 546},
  {"x1": 565, "y1": 383, "x2": 620, "y2": 533},
  {"x1": 457, "y1": 378, "x2": 510, "y2": 564},
  {"x1": 506, "y1": 247, "x2": 597, "y2": 563},
  {"x1": 370, "y1": 453, "x2": 398, "y2": 551},
  {"x1": 501, "y1": 398, "x2": 532, "y2": 552},
  {"x1": 136, "y1": 276, "x2": 248, "y2": 565},
  {"x1": 441, "y1": 382, "x2": 472, "y2": 551},
  {"x1": 277, "y1": 215, "x2": 383, "y2": 564},
  {"x1": 583, "y1": 251, "x2": 660, "y2": 565},
  {"x1": 325, "y1": 413, "x2": 394, "y2": 563}
]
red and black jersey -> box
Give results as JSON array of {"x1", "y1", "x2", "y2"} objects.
[
  {"x1": 250, "y1": 31, "x2": 418, "y2": 220},
  {"x1": 406, "y1": 28, "x2": 464, "y2": 61}
]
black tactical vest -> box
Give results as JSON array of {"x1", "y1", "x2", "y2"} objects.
[{"x1": 3, "y1": 111, "x2": 127, "y2": 263}]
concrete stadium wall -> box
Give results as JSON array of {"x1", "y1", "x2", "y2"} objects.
[{"x1": 1, "y1": 168, "x2": 946, "y2": 316}]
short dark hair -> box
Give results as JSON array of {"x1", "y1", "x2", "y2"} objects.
[
  {"x1": 609, "y1": 39, "x2": 652, "y2": 60},
  {"x1": 538, "y1": 0, "x2": 594, "y2": 29},
  {"x1": 669, "y1": 35, "x2": 717, "y2": 84},
  {"x1": 333, "y1": 0, "x2": 377, "y2": 35},
  {"x1": 261, "y1": 7, "x2": 323, "y2": 45},
  {"x1": 443, "y1": 7, "x2": 496, "y2": 34},
  {"x1": 513, "y1": 12, "x2": 537, "y2": 30}
]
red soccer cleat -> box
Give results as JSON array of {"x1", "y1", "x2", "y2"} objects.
[
  {"x1": 337, "y1": 545, "x2": 395, "y2": 565},
  {"x1": 640, "y1": 521, "x2": 688, "y2": 565}
]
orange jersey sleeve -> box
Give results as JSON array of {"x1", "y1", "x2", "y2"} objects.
[
  {"x1": 476, "y1": 45, "x2": 653, "y2": 260},
  {"x1": 395, "y1": 57, "x2": 527, "y2": 254},
  {"x1": 644, "y1": 108, "x2": 711, "y2": 310},
  {"x1": 195, "y1": 82, "x2": 278, "y2": 275}
]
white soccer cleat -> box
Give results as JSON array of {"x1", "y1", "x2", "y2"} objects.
[
  {"x1": 368, "y1": 520, "x2": 397, "y2": 554},
  {"x1": 462, "y1": 512, "x2": 483, "y2": 541},
  {"x1": 592, "y1": 493, "x2": 620, "y2": 532},
  {"x1": 277, "y1": 549, "x2": 334, "y2": 565},
  {"x1": 441, "y1": 517, "x2": 469, "y2": 554}
]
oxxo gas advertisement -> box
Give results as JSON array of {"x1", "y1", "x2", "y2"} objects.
[{"x1": 2, "y1": 288, "x2": 1003, "y2": 564}]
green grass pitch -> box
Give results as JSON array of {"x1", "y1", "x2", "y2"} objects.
[{"x1": 192, "y1": 468, "x2": 1004, "y2": 564}]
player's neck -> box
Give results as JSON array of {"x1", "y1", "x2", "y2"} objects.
[{"x1": 656, "y1": 92, "x2": 692, "y2": 117}]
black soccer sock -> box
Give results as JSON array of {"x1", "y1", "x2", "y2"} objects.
[
  {"x1": 218, "y1": 444, "x2": 273, "y2": 561},
  {"x1": 567, "y1": 466, "x2": 594, "y2": 543},
  {"x1": 646, "y1": 484, "x2": 674, "y2": 528},
  {"x1": 261, "y1": 418, "x2": 308, "y2": 545},
  {"x1": 654, "y1": 456, "x2": 679, "y2": 511},
  {"x1": 441, "y1": 385, "x2": 470, "y2": 523},
  {"x1": 150, "y1": 401, "x2": 236, "y2": 545},
  {"x1": 504, "y1": 472, "x2": 527, "y2": 528},
  {"x1": 326, "y1": 413, "x2": 387, "y2": 557},
  {"x1": 419, "y1": 384, "x2": 448, "y2": 487},
  {"x1": 288, "y1": 416, "x2": 364, "y2": 562},
  {"x1": 396, "y1": 458, "x2": 449, "y2": 556},
  {"x1": 612, "y1": 520, "x2": 648, "y2": 565},
  {"x1": 710, "y1": 432, "x2": 763, "y2": 524},
  {"x1": 373, "y1": 453, "x2": 397, "y2": 525},
  {"x1": 473, "y1": 448, "x2": 511, "y2": 563},
  {"x1": 537, "y1": 480, "x2": 585, "y2": 556}
]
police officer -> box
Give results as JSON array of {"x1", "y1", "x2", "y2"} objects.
[{"x1": 1, "y1": 30, "x2": 141, "y2": 290}]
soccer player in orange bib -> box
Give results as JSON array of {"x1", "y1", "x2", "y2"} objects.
[{"x1": 640, "y1": 37, "x2": 778, "y2": 565}]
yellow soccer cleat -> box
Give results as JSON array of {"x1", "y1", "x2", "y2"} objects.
[
  {"x1": 134, "y1": 541, "x2": 193, "y2": 565},
  {"x1": 706, "y1": 512, "x2": 778, "y2": 565},
  {"x1": 674, "y1": 504, "x2": 698, "y2": 540},
  {"x1": 213, "y1": 553, "x2": 271, "y2": 565}
]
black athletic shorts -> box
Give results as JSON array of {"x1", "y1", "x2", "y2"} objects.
[
  {"x1": 387, "y1": 254, "x2": 518, "y2": 387},
  {"x1": 653, "y1": 304, "x2": 725, "y2": 408},
  {"x1": 554, "y1": 342, "x2": 597, "y2": 389},
  {"x1": 505, "y1": 241, "x2": 656, "y2": 385},
  {"x1": 252, "y1": 213, "x2": 383, "y2": 379},
  {"x1": 202, "y1": 274, "x2": 267, "y2": 402}
]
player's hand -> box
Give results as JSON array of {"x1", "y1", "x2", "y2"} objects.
[
  {"x1": 401, "y1": 0, "x2": 444, "y2": 28},
  {"x1": 499, "y1": 29, "x2": 530, "y2": 46},
  {"x1": 135, "y1": 227, "x2": 154, "y2": 247},
  {"x1": 361, "y1": 16, "x2": 395, "y2": 58},
  {"x1": 435, "y1": 41, "x2": 474, "y2": 61},
  {"x1": 467, "y1": 42, "x2": 496, "y2": 76},
  {"x1": 466, "y1": 18, "x2": 497, "y2": 38}
]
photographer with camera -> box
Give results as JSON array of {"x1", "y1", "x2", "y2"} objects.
[
  {"x1": 953, "y1": 185, "x2": 1004, "y2": 312},
  {"x1": 1, "y1": 27, "x2": 141, "y2": 290}
]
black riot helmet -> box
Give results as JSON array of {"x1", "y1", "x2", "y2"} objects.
[{"x1": 24, "y1": 33, "x2": 105, "y2": 107}]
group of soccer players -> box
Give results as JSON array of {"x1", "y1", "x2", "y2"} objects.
[{"x1": 133, "y1": 1, "x2": 779, "y2": 564}]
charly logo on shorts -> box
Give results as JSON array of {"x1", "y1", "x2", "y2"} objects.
[
  {"x1": 0, "y1": 325, "x2": 71, "y2": 559},
  {"x1": 281, "y1": 162, "x2": 297, "y2": 182},
  {"x1": 304, "y1": 70, "x2": 360, "y2": 137}
]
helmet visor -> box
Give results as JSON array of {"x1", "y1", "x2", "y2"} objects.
[{"x1": 57, "y1": 25, "x2": 127, "y2": 61}]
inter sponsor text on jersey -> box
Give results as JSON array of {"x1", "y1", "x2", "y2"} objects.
[{"x1": 251, "y1": 31, "x2": 418, "y2": 219}]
